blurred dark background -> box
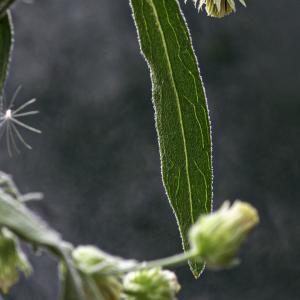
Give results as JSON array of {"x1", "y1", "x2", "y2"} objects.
[{"x1": 1, "y1": 0, "x2": 299, "y2": 299}]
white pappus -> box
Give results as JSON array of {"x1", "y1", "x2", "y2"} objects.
[{"x1": 0, "y1": 86, "x2": 41, "y2": 156}]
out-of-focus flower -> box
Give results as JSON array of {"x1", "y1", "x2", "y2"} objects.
[
  {"x1": 185, "y1": 0, "x2": 247, "y2": 18},
  {"x1": 72, "y1": 245, "x2": 134, "y2": 300},
  {"x1": 189, "y1": 200, "x2": 259, "y2": 268},
  {"x1": 0, "y1": 228, "x2": 32, "y2": 293},
  {"x1": 123, "y1": 268, "x2": 180, "y2": 300}
]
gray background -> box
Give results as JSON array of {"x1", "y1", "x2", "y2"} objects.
[{"x1": 1, "y1": 0, "x2": 300, "y2": 299}]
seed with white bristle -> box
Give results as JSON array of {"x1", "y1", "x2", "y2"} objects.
[{"x1": 0, "y1": 87, "x2": 41, "y2": 156}]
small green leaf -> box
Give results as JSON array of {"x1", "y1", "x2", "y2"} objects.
[
  {"x1": 0, "y1": 190, "x2": 64, "y2": 249},
  {"x1": 0, "y1": 11, "x2": 13, "y2": 93},
  {"x1": 130, "y1": 0, "x2": 212, "y2": 277}
]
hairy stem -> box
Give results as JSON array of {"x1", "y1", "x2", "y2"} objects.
[
  {"x1": 103, "y1": 250, "x2": 199, "y2": 276},
  {"x1": 138, "y1": 250, "x2": 198, "y2": 270}
]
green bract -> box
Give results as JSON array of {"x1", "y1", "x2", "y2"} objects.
[
  {"x1": 123, "y1": 268, "x2": 180, "y2": 300},
  {"x1": 186, "y1": 0, "x2": 247, "y2": 18},
  {"x1": 73, "y1": 245, "x2": 135, "y2": 274},
  {"x1": 189, "y1": 201, "x2": 259, "y2": 268},
  {"x1": 0, "y1": 228, "x2": 32, "y2": 293}
]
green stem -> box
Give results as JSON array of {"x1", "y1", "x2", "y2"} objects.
[
  {"x1": 138, "y1": 250, "x2": 197, "y2": 270},
  {"x1": 102, "y1": 250, "x2": 200, "y2": 276}
]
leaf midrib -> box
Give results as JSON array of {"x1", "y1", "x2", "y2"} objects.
[{"x1": 147, "y1": 0, "x2": 194, "y2": 223}]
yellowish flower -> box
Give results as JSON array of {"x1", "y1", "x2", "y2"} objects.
[{"x1": 185, "y1": 0, "x2": 247, "y2": 18}]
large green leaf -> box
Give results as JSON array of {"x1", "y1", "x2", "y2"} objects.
[
  {"x1": 0, "y1": 11, "x2": 12, "y2": 93},
  {"x1": 130, "y1": 0, "x2": 212, "y2": 277}
]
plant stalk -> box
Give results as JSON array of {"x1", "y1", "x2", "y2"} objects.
[{"x1": 101, "y1": 250, "x2": 199, "y2": 276}]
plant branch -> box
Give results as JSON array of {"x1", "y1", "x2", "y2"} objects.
[{"x1": 100, "y1": 250, "x2": 199, "y2": 276}]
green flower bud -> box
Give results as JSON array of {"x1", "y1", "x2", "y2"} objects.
[
  {"x1": 123, "y1": 268, "x2": 180, "y2": 300},
  {"x1": 72, "y1": 245, "x2": 131, "y2": 300},
  {"x1": 0, "y1": 228, "x2": 32, "y2": 293},
  {"x1": 189, "y1": 200, "x2": 259, "y2": 269},
  {"x1": 186, "y1": 0, "x2": 247, "y2": 18}
]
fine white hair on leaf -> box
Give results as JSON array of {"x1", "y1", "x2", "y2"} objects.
[{"x1": 0, "y1": 87, "x2": 41, "y2": 156}]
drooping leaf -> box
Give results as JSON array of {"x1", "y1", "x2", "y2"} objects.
[
  {"x1": 0, "y1": 192, "x2": 63, "y2": 249},
  {"x1": 0, "y1": 174, "x2": 86, "y2": 300},
  {"x1": 130, "y1": 0, "x2": 212, "y2": 277}
]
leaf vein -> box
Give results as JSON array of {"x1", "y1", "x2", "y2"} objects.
[{"x1": 147, "y1": 0, "x2": 195, "y2": 223}]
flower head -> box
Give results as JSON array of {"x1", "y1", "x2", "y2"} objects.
[
  {"x1": 123, "y1": 268, "x2": 180, "y2": 300},
  {"x1": 0, "y1": 228, "x2": 32, "y2": 293},
  {"x1": 186, "y1": 0, "x2": 247, "y2": 18},
  {"x1": 189, "y1": 200, "x2": 259, "y2": 269},
  {"x1": 72, "y1": 245, "x2": 133, "y2": 300}
]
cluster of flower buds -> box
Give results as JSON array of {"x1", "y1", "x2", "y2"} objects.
[
  {"x1": 0, "y1": 170, "x2": 259, "y2": 300},
  {"x1": 0, "y1": 228, "x2": 32, "y2": 293},
  {"x1": 123, "y1": 268, "x2": 180, "y2": 300},
  {"x1": 185, "y1": 0, "x2": 247, "y2": 18},
  {"x1": 70, "y1": 245, "x2": 180, "y2": 300},
  {"x1": 189, "y1": 200, "x2": 259, "y2": 269},
  {"x1": 65, "y1": 200, "x2": 258, "y2": 299},
  {"x1": 0, "y1": 197, "x2": 257, "y2": 299}
]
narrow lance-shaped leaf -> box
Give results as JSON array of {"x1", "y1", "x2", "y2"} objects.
[
  {"x1": 0, "y1": 11, "x2": 13, "y2": 93},
  {"x1": 130, "y1": 0, "x2": 213, "y2": 277}
]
